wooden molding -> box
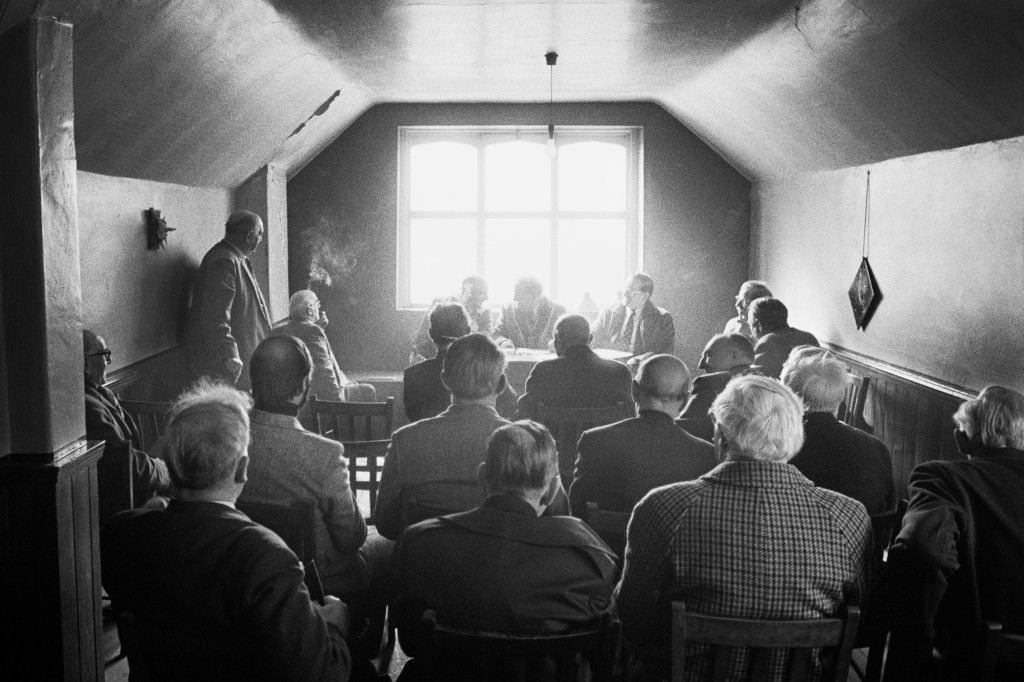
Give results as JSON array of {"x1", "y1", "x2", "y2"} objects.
[{"x1": 826, "y1": 344, "x2": 975, "y2": 402}]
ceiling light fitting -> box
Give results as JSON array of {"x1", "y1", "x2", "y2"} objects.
[{"x1": 545, "y1": 51, "x2": 558, "y2": 158}]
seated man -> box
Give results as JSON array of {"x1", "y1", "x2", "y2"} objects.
[
  {"x1": 276, "y1": 289, "x2": 375, "y2": 429},
  {"x1": 886, "y1": 386, "x2": 1024, "y2": 681},
  {"x1": 411, "y1": 274, "x2": 492, "y2": 361},
  {"x1": 723, "y1": 280, "x2": 772, "y2": 341},
  {"x1": 239, "y1": 335, "x2": 391, "y2": 612},
  {"x1": 747, "y1": 296, "x2": 819, "y2": 378},
  {"x1": 403, "y1": 303, "x2": 517, "y2": 422},
  {"x1": 101, "y1": 380, "x2": 352, "y2": 681},
  {"x1": 570, "y1": 354, "x2": 716, "y2": 517},
  {"x1": 516, "y1": 314, "x2": 632, "y2": 420},
  {"x1": 782, "y1": 352, "x2": 895, "y2": 515},
  {"x1": 591, "y1": 272, "x2": 675, "y2": 364},
  {"x1": 493, "y1": 276, "x2": 565, "y2": 350},
  {"x1": 391, "y1": 420, "x2": 617, "y2": 675},
  {"x1": 375, "y1": 333, "x2": 569, "y2": 540},
  {"x1": 83, "y1": 329, "x2": 169, "y2": 522},
  {"x1": 677, "y1": 333, "x2": 754, "y2": 442},
  {"x1": 616, "y1": 375, "x2": 870, "y2": 680}
]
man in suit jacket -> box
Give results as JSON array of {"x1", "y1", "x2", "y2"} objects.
[
  {"x1": 516, "y1": 314, "x2": 633, "y2": 420},
  {"x1": 391, "y1": 421, "x2": 617, "y2": 679},
  {"x1": 747, "y1": 296, "x2": 819, "y2": 378},
  {"x1": 493, "y1": 276, "x2": 565, "y2": 350},
  {"x1": 102, "y1": 380, "x2": 352, "y2": 682},
  {"x1": 782, "y1": 351, "x2": 894, "y2": 515},
  {"x1": 591, "y1": 272, "x2": 675, "y2": 365},
  {"x1": 677, "y1": 333, "x2": 755, "y2": 442},
  {"x1": 376, "y1": 333, "x2": 570, "y2": 541},
  {"x1": 83, "y1": 329, "x2": 169, "y2": 523},
  {"x1": 403, "y1": 303, "x2": 516, "y2": 423},
  {"x1": 570, "y1": 354, "x2": 716, "y2": 518},
  {"x1": 185, "y1": 210, "x2": 272, "y2": 390},
  {"x1": 886, "y1": 386, "x2": 1024, "y2": 682}
]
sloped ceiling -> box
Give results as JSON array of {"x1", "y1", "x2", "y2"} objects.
[{"x1": 37, "y1": 0, "x2": 1024, "y2": 186}]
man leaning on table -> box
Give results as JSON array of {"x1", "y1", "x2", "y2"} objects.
[{"x1": 591, "y1": 272, "x2": 675, "y2": 368}]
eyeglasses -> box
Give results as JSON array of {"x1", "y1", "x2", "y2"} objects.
[
  {"x1": 89, "y1": 349, "x2": 112, "y2": 361},
  {"x1": 622, "y1": 290, "x2": 645, "y2": 299}
]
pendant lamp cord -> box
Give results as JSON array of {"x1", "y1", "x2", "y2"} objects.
[{"x1": 862, "y1": 170, "x2": 871, "y2": 260}]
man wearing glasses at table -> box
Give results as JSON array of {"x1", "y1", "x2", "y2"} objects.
[{"x1": 591, "y1": 272, "x2": 675, "y2": 367}]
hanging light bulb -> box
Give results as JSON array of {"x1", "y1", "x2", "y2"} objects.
[{"x1": 545, "y1": 51, "x2": 558, "y2": 158}]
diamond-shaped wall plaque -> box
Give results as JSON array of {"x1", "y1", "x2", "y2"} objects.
[{"x1": 848, "y1": 257, "x2": 881, "y2": 330}]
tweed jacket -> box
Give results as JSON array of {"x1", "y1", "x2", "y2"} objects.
[
  {"x1": 392, "y1": 493, "x2": 618, "y2": 659},
  {"x1": 493, "y1": 296, "x2": 565, "y2": 350},
  {"x1": 185, "y1": 239, "x2": 271, "y2": 389},
  {"x1": 676, "y1": 366, "x2": 751, "y2": 442},
  {"x1": 616, "y1": 460, "x2": 871, "y2": 681},
  {"x1": 789, "y1": 412, "x2": 895, "y2": 515},
  {"x1": 570, "y1": 410, "x2": 717, "y2": 515},
  {"x1": 101, "y1": 500, "x2": 350, "y2": 682},
  {"x1": 402, "y1": 346, "x2": 518, "y2": 423},
  {"x1": 239, "y1": 409, "x2": 367, "y2": 589},
  {"x1": 749, "y1": 325, "x2": 819, "y2": 378},
  {"x1": 591, "y1": 300, "x2": 675, "y2": 357},
  {"x1": 276, "y1": 319, "x2": 349, "y2": 401},
  {"x1": 885, "y1": 448, "x2": 1024, "y2": 681},
  {"x1": 516, "y1": 344, "x2": 633, "y2": 421}
]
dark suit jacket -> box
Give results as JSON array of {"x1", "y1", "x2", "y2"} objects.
[
  {"x1": 392, "y1": 493, "x2": 617, "y2": 658},
  {"x1": 570, "y1": 410, "x2": 717, "y2": 514},
  {"x1": 886, "y1": 448, "x2": 1024, "y2": 681},
  {"x1": 516, "y1": 345, "x2": 632, "y2": 420},
  {"x1": 185, "y1": 240, "x2": 271, "y2": 389},
  {"x1": 591, "y1": 300, "x2": 675, "y2": 356},
  {"x1": 403, "y1": 347, "x2": 518, "y2": 423},
  {"x1": 789, "y1": 412, "x2": 895, "y2": 515},
  {"x1": 101, "y1": 500, "x2": 350, "y2": 682},
  {"x1": 750, "y1": 325, "x2": 819, "y2": 378},
  {"x1": 677, "y1": 366, "x2": 749, "y2": 442}
]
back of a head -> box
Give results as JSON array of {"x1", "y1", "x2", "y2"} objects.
[
  {"x1": 462, "y1": 275, "x2": 488, "y2": 301},
  {"x1": 554, "y1": 314, "x2": 591, "y2": 350},
  {"x1": 637, "y1": 354, "x2": 690, "y2": 405},
  {"x1": 163, "y1": 380, "x2": 253, "y2": 490},
  {"x1": 224, "y1": 210, "x2": 261, "y2": 237},
  {"x1": 954, "y1": 385, "x2": 1024, "y2": 449},
  {"x1": 441, "y1": 333, "x2": 506, "y2": 400},
  {"x1": 429, "y1": 303, "x2": 471, "y2": 347},
  {"x1": 740, "y1": 280, "x2": 772, "y2": 303},
  {"x1": 711, "y1": 375, "x2": 805, "y2": 462},
  {"x1": 781, "y1": 354, "x2": 850, "y2": 413},
  {"x1": 484, "y1": 420, "x2": 558, "y2": 495},
  {"x1": 288, "y1": 290, "x2": 318, "y2": 321},
  {"x1": 718, "y1": 333, "x2": 755, "y2": 362},
  {"x1": 631, "y1": 272, "x2": 655, "y2": 295},
  {"x1": 749, "y1": 297, "x2": 788, "y2": 333},
  {"x1": 249, "y1": 335, "x2": 313, "y2": 413},
  {"x1": 515, "y1": 276, "x2": 544, "y2": 300}
]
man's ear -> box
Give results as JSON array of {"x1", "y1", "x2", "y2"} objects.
[
  {"x1": 477, "y1": 462, "x2": 489, "y2": 492},
  {"x1": 713, "y1": 425, "x2": 728, "y2": 462},
  {"x1": 234, "y1": 455, "x2": 249, "y2": 485},
  {"x1": 631, "y1": 380, "x2": 641, "y2": 405},
  {"x1": 290, "y1": 374, "x2": 311, "y2": 407},
  {"x1": 539, "y1": 473, "x2": 560, "y2": 508}
]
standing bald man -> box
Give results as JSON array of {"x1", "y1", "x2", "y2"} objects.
[{"x1": 186, "y1": 210, "x2": 272, "y2": 390}]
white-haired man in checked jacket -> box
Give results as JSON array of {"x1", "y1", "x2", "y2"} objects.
[{"x1": 615, "y1": 375, "x2": 871, "y2": 681}]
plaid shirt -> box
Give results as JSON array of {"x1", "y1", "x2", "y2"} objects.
[{"x1": 615, "y1": 460, "x2": 871, "y2": 681}]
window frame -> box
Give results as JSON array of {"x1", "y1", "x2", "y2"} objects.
[{"x1": 396, "y1": 125, "x2": 643, "y2": 309}]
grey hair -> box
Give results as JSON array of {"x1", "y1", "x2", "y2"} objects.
[
  {"x1": 781, "y1": 354, "x2": 851, "y2": 413},
  {"x1": 288, "y1": 290, "x2": 318, "y2": 321},
  {"x1": 953, "y1": 385, "x2": 1024, "y2": 449},
  {"x1": 711, "y1": 375, "x2": 805, "y2": 463},
  {"x1": 483, "y1": 420, "x2": 558, "y2": 495}
]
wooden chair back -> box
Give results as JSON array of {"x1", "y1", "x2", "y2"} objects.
[
  {"x1": 584, "y1": 502, "x2": 630, "y2": 560},
  {"x1": 980, "y1": 621, "x2": 1024, "y2": 681},
  {"x1": 672, "y1": 602, "x2": 860, "y2": 682},
  {"x1": 311, "y1": 397, "x2": 394, "y2": 442},
  {"x1": 235, "y1": 500, "x2": 324, "y2": 602},
  {"x1": 341, "y1": 438, "x2": 389, "y2": 523},
  {"x1": 837, "y1": 375, "x2": 871, "y2": 432},
  {"x1": 536, "y1": 403, "x2": 632, "y2": 481},
  {"x1": 422, "y1": 609, "x2": 616, "y2": 682},
  {"x1": 118, "y1": 400, "x2": 174, "y2": 452}
]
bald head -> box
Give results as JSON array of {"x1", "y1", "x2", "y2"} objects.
[
  {"x1": 634, "y1": 354, "x2": 690, "y2": 416},
  {"x1": 699, "y1": 333, "x2": 754, "y2": 373},
  {"x1": 250, "y1": 335, "x2": 312, "y2": 414},
  {"x1": 223, "y1": 210, "x2": 264, "y2": 254},
  {"x1": 553, "y1": 314, "x2": 592, "y2": 356}
]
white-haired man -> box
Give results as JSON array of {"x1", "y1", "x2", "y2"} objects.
[
  {"x1": 782, "y1": 352, "x2": 894, "y2": 515},
  {"x1": 101, "y1": 381, "x2": 352, "y2": 681},
  {"x1": 886, "y1": 386, "x2": 1024, "y2": 681},
  {"x1": 616, "y1": 375, "x2": 871, "y2": 680},
  {"x1": 724, "y1": 280, "x2": 772, "y2": 341},
  {"x1": 391, "y1": 421, "x2": 617, "y2": 679}
]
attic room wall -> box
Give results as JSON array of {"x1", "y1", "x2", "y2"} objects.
[
  {"x1": 77, "y1": 171, "x2": 232, "y2": 398},
  {"x1": 752, "y1": 135, "x2": 1024, "y2": 394},
  {"x1": 288, "y1": 102, "x2": 751, "y2": 372}
]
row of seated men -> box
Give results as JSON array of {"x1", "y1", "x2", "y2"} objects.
[{"x1": 92, "y1": 313, "x2": 1024, "y2": 681}]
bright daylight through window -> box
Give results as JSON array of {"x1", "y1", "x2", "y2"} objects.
[{"x1": 397, "y1": 126, "x2": 642, "y2": 310}]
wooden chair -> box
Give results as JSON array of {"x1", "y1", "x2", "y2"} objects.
[
  {"x1": 311, "y1": 396, "x2": 394, "y2": 442},
  {"x1": 672, "y1": 602, "x2": 860, "y2": 682},
  {"x1": 119, "y1": 399, "x2": 173, "y2": 452},
  {"x1": 536, "y1": 403, "x2": 632, "y2": 482},
  {"x1": 342, "y1": 438, "x2": 389, "y2": 523},
  {"x1": 235, "y1": 500, "x2": 325, "y2": 602},
  {"x1": 837, "y1": 375, "x2": 872, "y2": 432},
  {"x1": 584, "y1": 501, "x2": 630, "y2": 560},
  {"x1": 980, "y1": 621, "x2": 1024, "y2": 682},
  {"x1": 420, "y1": 609, "x2": 617, "y2": 682}
]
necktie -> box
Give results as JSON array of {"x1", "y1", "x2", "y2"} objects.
[
  {"x1": 621, "y1": 310, "x2": 638, "y2": 352},
  {"x1": 628, "y1": 310, "x2": 640, "y2": 353}
]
